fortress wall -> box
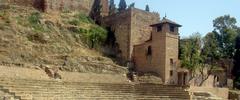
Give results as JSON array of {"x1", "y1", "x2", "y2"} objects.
[
  {"x1": 130, "y1": 8, "x2": 160, "y2": 59},
  {"x1": 102, "y1": 10, "x2": 132, "y2": 62},
  {"x1": 102, "y1": 8, "x2": 159, "y2": 63},
  {"x1": 3, "y1": 0, "x2": 95, "y2": 15},
  {"x1": 45, "y1": 0, "x2": 95, "y2": 15}
]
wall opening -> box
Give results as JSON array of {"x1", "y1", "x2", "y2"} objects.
[
  {"x1": 147, "y1": 46, "x2": 152, "y2": 56},
  {"x1": 170, "y1": 25, "x2": 175, "y2": 32},
  {"x1": 157, "y1": 25, "x2": 162, "y2": 32},
  {"x1": 146, "y1": 46, "x2": 152, "y2": 63},
  {"x1": 170, "y1": 59, "x2": 174, "y2": 66},
  {"x1": 105, "y1": 27, "x2": 116, "y2": 48},
  {"x1": 170, "y1": 70, "x2": 173, "y2": 76}
]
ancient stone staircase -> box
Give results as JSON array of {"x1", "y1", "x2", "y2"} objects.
[{"x1": 0, "y1": 77, "x2": 190, "y2": 100}]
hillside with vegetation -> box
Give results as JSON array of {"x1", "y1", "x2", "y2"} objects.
[{"x1": 0, "y1": 5, "x2": 127, "y2": 74}]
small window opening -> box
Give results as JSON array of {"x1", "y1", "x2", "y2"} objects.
[
  {"x1": 170, "y1": 70, "x2": 173, "y2": 76},
  {"x1": 157, "y1": 25, "x2": 162, "y2": 32},
  {"x1": 170, "y1": 25, "x2": 175, "y2": 32},
  {"x1": 170, "y1": 59, "x2": 174, "y2": 66},
  {"x1": 147, "y1": 46, "x2": 152, "y2": 56}
]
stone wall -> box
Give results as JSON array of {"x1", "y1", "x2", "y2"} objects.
[
  {"x1": 102, "y1": 10, "x2": 132, "y2": 62},
  {"x1": 45, "y1": 0, "x2": 94, "y2": 14},
  {"x1": 129, "y1": 9, "x2": 160, "y2": 60},
  {"x1": 189, "y1": 86, "x2": 229, "y2": 99},
  {"x1": 229, "y1": 90, "x2": 240, "y2": 100},
  {"x1": 102, "y1": 8, "x2": 159, "y2": 64},
  {"x1": 1, "y1": 0, "x2": 109, "y2": 16}
]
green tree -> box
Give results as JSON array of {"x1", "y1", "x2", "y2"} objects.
[
  {"x1": 232, "y1": 35, "x2": 240, "y2": 89},
  {"x1": 118, "y1": 0, "x2": 127, "y2": 11},
  {"x1": 128, "y1": 2, "x2": 135, "y2": 8},
  {"x1": 199, "y1": 32, "x2": 222, "y2": 85},
  {"x1": 145, "y1": 5, "x2": 150, "y2": 12},
  {"x1": 213, "y1": 15, "x2": 238, "y2": 58},
  {"x1": 201, "y1": 32, "x2": 221, "y2": 64},
  {"x1": 87, "y1": 26, "x2": 107, "y2": 48},
  {"x1": 222, "y1": 28, "x2": 238, "y2": 58},
  {"x1": 91, "y1": 0, "x2": 102, "y2": 22},
  {"x1": 180, "y1": 33, "x2": 203, "y2": 74},
  {"x1": 109, "y1": 0, "x2": 116, "y2": 15}
]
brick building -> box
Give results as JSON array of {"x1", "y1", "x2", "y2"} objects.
[
  {"x1": 102, "y1": 8, "x2": 187, "y2": 84},
  {"x1": 132, "y1": 17, "x2": 185, "y2": 84}
]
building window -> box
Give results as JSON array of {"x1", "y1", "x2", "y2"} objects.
[
  {"x1": 170, "y1": 25, "x2": 175, "y2": 32},
  {"x1": 146, "y1": 46, "x2": 152, "y2": 63},
  {"x1": 147, "y1": 46, "x2": 152, "y2": 56},
  {"x1": 170, "y1": 59, "x2": 174, "y2": 66},
  {"x1": 157, "y1": 25, "x2": 162, "y2": 32},
  {"x1": 170, "y1": 70, "x2": 173, "y2": 76}
]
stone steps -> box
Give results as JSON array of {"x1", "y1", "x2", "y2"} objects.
[
  {"x1": 0, "y1": 78, "x2": 190, "y2": 100},
  {"x1": 0, "y1": 89, "x2": 20, "y2": 100}
]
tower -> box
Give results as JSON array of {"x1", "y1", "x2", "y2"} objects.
[{"x1": 149, "y1": 17, "x2": 181, "y2": 84}]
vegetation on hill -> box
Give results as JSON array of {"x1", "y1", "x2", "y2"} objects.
[{"x1": 0, "y1": 5, "x2": 126, "y2": 74}]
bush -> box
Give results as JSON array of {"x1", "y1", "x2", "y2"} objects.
[
  {"x1": 28, "y1": 12, "x2": 41, "y2": 25},
  {"x1": 28, "y1": 12, "x2": 50, "y2": 32},
  {"x1": 68, "y1": 19, "x2": 81, "y2": 26},
  {"x1": 68, "y1": 13, "x2": 94, "y2": 26},
  {"x1": 85, "y1": 25, "x2": 107, "y2": 48}
]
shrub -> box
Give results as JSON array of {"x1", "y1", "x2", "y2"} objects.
[
  {"x1": 28, "y1": 12, "x2": 41, "y2": 25},
  {"x1": 28, "y1": 12, "x2": 49, "y2": 32},
  {"x1": 85, "y1": 25, "x2": 107, "y2": 48},
  {"x1": 68, "y1": 19, "x2": 81, "y2": 26},
  {"x1": 74, "y1": 13, "x2": 94, "y2": 24}
]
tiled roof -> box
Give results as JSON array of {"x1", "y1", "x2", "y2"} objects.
[{"x1": 150, "y1": 17, "x2": 182, "y2": 27}]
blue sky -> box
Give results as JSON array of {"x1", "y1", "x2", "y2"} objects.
[{"x1": 115, "y1": 0, "x2": 240, "y2": 37}]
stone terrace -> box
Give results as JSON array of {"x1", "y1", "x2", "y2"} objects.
[
  {"x1": 0, "y1": 78, "x2": 190, "y2": 100},
  {"x1": 0, "y1": 66, "x2": 190, "y2": 100}
]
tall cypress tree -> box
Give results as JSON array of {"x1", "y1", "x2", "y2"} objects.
[
  {"x1": 118, "y1": 0, "x2": 127, "y2": 11},
  {"x1": 91, "y1": 0, "x2": 102, "y2": 22},
  {"x1": 145, "y1": 5, "x2": 150, "y2": 12},
  {"x1": 232, "y1": 35, "x2": 240, "y2": 89},
  {"x1": 128, "y1": 2, "x2": 135, "y2": 8},
  {"x1": 109, "y1": 0, "x2": 116, "y2": 15}
]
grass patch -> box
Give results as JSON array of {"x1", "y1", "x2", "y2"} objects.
[
  {"x1": 68, "y1": 13, "x2": 94, "y2": 26},
  {"x1": 28, "y1": 12, "x2": 51, "y2": 32},
  {"x1": 0, "y1": 11, "x2": 11, "y2": 24}
]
